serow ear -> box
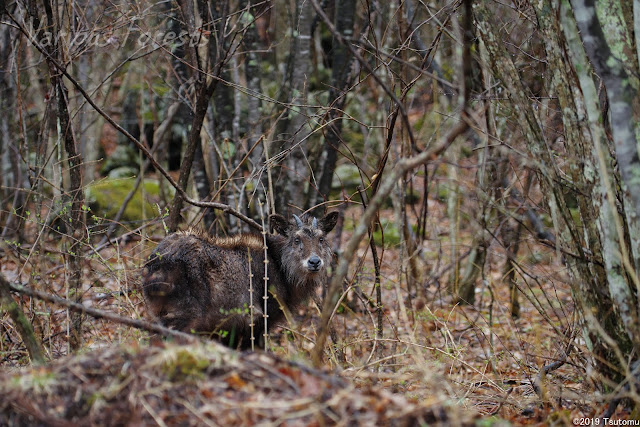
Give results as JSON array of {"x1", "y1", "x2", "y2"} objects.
[
  {"x1": 269, "y1": 214, "x2": 290, "y2": 235},
  {"x1": 318, "y1": 211, "x2": 339, "y2": 234}
]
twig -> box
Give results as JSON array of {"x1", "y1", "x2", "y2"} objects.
[
  {"x1": 503, "y1": 178, "x2": 556, "y2": 245},
  {"x1": 599, "y1": 359, "x2": 640, "y2": 421},
  {"x1": 99, "y1": 101, "x2": 182, "y2": 246},
  {"x1": 532, "y1": 337, "x2": 575, "y2": 399},
  {"x1": 0, "y1": 272, "x2": 45, "y2": 365},
  {"x1": 6, "y1": 11, "x2": 262, "y2": 232},
  {"x1": 308, "y1": 0, "x2": 417, "y2": 150},
  {"x1": 357, "y1": 187, "x2": 383, "y2": 361},
  {"x1": 311, "y1": 117, "x2": 469, "y2": 366},
  {"x1": 7, "y1": 281, "x2": 201, "y2": 344}
]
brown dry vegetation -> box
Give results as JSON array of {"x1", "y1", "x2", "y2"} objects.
[
  {"x1": 1, "y1": 341, "x2": 470, "y2": 426},
  {"x1": 2, "y1": 0, "x2": 640, "y2": 425},
  {"x1": 0, "y1": 194, "x2": 612, "y2": 425}
]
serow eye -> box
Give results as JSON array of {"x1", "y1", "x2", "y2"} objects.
[
  {"x1": 294, "y1": 238, "x2": 301, "y2": 245},
  {"x1": 319, "y1": 237, "x2": 325, "y2": 243}
]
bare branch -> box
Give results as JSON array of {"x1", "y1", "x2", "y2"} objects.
[
  {"x1": 5, "y1": 11, "x2": 262, "y2": 232},
  {"x1": 0, "y1": 272, "x2": 45, "y2": 365},
  {"x1": 307, "y1": 0, "x2": 418, "y2": 150},
  {"x1": 311, "y1": 117, "x2": 469, "y2": 366},
  {"x1": 7, "y1": 281, "x2": 201, "y2": 345}
]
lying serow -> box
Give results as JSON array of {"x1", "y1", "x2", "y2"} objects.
[{"x1": 142, "y1": 212, "x2": 338, "y2": 349}]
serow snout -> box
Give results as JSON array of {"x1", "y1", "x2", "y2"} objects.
[{"x1": 306, "y1": 255, "x2": 323, "y2": 272}]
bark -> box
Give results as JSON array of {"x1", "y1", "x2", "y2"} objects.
[
  {"x1": 476, "y1": 38, "x2": 523, "y2": 316},
  {"x1": 77, "y1": 55, "x2": 104, "y2": 184},
  {"x1": 75, "y1": 2, "x2": 104, "y2": 184},
  {"x1": 54, "y1": 61, "x2": 86, "y2": 352},
  {"x1": 501, "y1": 174, "x2": 530, "y2": 319},
  {"x1": 240, "y1": 1, "x2": 267, "y2": 228},
  {"x1": 457, "y1": 236, "x2": 487, "y2": 305},
  {"x1": 25, "y1": 0, "x2": 88, "y2": 350},
  {"x1": 168, "y1": 84, "x2": 215, "y2": 232},
  {"x1": 635, "y1": 0, "x2": 640, "y2": 71},
  {"x1": 456, "y1": 119, "x2": 496, "y2": 308},
  {"x1": 450, "y1": 0, "x2": 478, "y2": 303},
  {"x1": 0, "y1": 15, "x2": 25, "y2": 240},
  {"x1": 169, "y1": 2, "x2": 217, "y2": 230},
  {"x1": 0, "y1": 273, "x2": 45, "y2": 365},
  {"x1": 313, "y1": 0, "x2": 356, "y2": 210},
  {"x1": 447, "y1": 146, "x2": 462, "y2": 295},
  {"x1": 477, "y1": 0, "x2": 635, "y2": 382},
  {"x1": 193, "y1": 139, "x2": 216, "y2": 228},
  {"x1": 560, "y1": 0, "x2": 639, "y2": 366},
  {"x1": 211, "y1": 67, "x2": 236, "y2": 229},
  {"x1": 241, "y1": 0, "x2": 265, "y2": 171},
  {"x1": 161, "y1": 0, "x2": 189, "y2": 182},
  {"x1": 572, "y1": 0, "x2": 640, "y2": 263},
  {"x1": 600, "y1": 0, "x2": 640, "y2": 270},
  {"x1": 274, "y1": 0, "x2": 313, "y2": 214},
  {"x1": 167, "y1": 1, "x2": 222, "y2": 232}
]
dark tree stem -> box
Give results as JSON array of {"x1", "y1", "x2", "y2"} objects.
[
  {"x1": 313, "y1": 0, "x2": 357, "y2": 209},
  {"x1": 7, "y1": 281, "x2": 199, "y2": 344},
  {"x1": 25, "y1": 0, "x2": 88, "y2": 350},
  {"x1": 572, "y1": 0, "x2": 640, "y2": 224},
  {"x1": 168, "y1": 87, "x2": 214, "y2": 231},
  {"x1": 311, "y1": 118, "x2": 469, "y2": 366},
  {"x1": 0, "y1": 273, "x2": 45, "y2": 365},
  {"x1": 6, "y1": 10, "x2": 261, "y2": 232}
]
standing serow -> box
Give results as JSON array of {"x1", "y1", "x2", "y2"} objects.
[{"x1": 142, "y1": 212, "x2": 339, "y2": 349}]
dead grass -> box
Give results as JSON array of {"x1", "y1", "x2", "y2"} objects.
[
  {"x1": 0, "y1": 340, "x2": 472, "y2": 426},
  {"x1": 0, "y1": 199, "x2": 630, "y2": 424}
]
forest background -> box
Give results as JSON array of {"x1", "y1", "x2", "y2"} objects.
[{"x1": 1, "y1": 0, "x2": 640, "y2": 424}]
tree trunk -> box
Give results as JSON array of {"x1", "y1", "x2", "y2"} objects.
[
  {"x1": 571, "y1": 0, "x2": 640, "y2": 240},
  {"x1": 211, "y1": 68, "x2": 236, "y2": 230},
  {"x1": 0, "y1": 15, "x2": 26, "y2": 240},
  {"x1": 477, "y1": 0, "x2": 637, "y2": 383},
  {"x1": 168, "y1": 83, "x2": 215, "y2": 232},
  {"x1": 313, "y1": 0, "x2": 356, "y2": 211},
  {"x1": 560, "y1": 0, "x2": 640, "y2": 373},
  {"x1": 242, "y1": 0, "x2": 265, "y2": 172},
  {"x1": 0, "y1": 272, "x2": 45, "y2": 365},
  {"x1": 274, "y1": 0, "x2": 313, "y2": 214},
  {"x1": 75, "y1": 3, "x2": 104, "y2": 184},
  {"x1": 25, "y1": 0, "x2": 88, "y2": 350},
  {"x1": 167, "y1": 1, "x2": 223, "y2": 232}
]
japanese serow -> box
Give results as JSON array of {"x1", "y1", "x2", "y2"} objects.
[{"x1": 142, "y1": 212, "x2": 339, "y2": 349}]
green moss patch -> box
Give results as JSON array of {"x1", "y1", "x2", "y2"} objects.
[{"x1": 86, "y1": 177, "x2": 168, "y2": 223}]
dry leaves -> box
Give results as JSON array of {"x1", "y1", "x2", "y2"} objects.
[{"x1": 0, "y1": 341, "x2": 472, "y2": 426}]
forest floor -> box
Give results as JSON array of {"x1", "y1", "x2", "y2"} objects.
[{"x1": 0, "y1": 198, "x2": 631, "y2": 425}]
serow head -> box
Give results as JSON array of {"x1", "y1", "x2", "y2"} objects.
[{"x1": 270, "y1": 211, "x2": 339, "y2": 274}]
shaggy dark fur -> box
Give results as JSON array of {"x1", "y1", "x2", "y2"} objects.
[{"x1": 142, "y1": 212, "x2": 339, "y2": 349}]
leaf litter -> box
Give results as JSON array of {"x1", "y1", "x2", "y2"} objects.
[{"x1": 0, "y1": 340, "x2": 474, "y2": 426}]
